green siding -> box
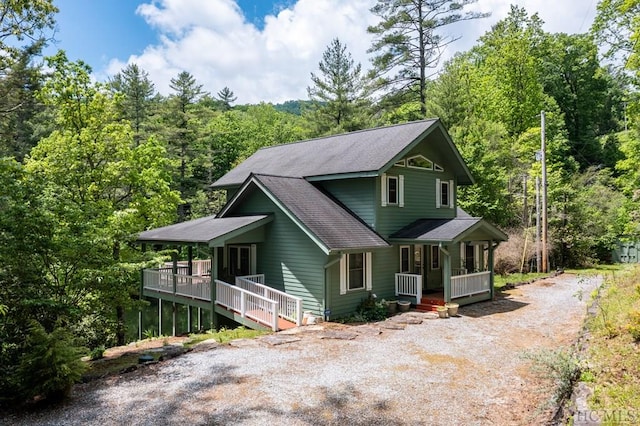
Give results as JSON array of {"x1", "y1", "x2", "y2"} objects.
[
  {"x1": 229, "y1": 188, "x2": 328, "y2": 315},
  {"x1": 326, "y1": 247, "x2": 397, "y2": 319},
  {"x1": 318, "y1": 178, "x2": 377, "y2": 228},
  {"x1": 377, "y1": 165, "x2": 456, "y2": 237}
]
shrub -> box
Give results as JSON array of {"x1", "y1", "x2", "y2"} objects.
[
  {"x1": 89, "y1": 345, "x2": 106, "y2": 360},
  {"x1": 626, "y1": 310, "x2": 640, "y2": 342},
  {"x1": 17, "y1": 322, "x2": 87, "y2": 402},
  {"x1": 354, "y1": 293, "x2": 387, "y2": 322}
]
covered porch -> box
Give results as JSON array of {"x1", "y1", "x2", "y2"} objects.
[
  {"x1": 137, "y1": 215, "x2": 303, "y2": 333},
  {"x1": 390, "y1": 209, "x2": 508, "y2": 309}
]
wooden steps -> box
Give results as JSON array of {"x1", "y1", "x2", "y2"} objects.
[{"x1": 414, "y1": 296, "x2": 446, "y2": 312}]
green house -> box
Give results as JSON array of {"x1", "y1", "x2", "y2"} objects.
[{"x1": 138, "y1": 119, "x2": 507, "y2": 331}]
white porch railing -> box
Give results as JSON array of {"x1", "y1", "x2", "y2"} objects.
[
  {"x1": 175, "y1": 274, "x2": 211, "y2": 300},
  {"x1": 162, "y1": 259, "x2": 211, "y2": 276},
  {"x1": 451, "y1": 271, "x2": 491, "y2": 299},
  {"x1": 236, "y1": 275, "x2": 303, "y2": 326},
  {"x1": 143, "y1": 269, "x2": 174, "y2": 294},
  {"x1": 143, "y1": 269, "x2": 211, "y2": 301},
  {"x1": 395, "y1": 273, "x2": 422, "y2": 304},
  {"x1": 216, "y1": 280, "x2": 279, "y2": 331}
]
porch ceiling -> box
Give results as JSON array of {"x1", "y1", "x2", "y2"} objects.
[{"x1": 137, "y1": 215, "x2": 272, "y2": 246}]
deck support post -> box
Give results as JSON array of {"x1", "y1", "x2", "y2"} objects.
[
  {"x1": 197, "y1": 307, "x2": 202, "y2": 331},
  {"x1": 172, "y1": 250, "x2": 178, "y2": 337},
  {"x1": 158, "y1": 298, "x2": 162, "y2": 336}
]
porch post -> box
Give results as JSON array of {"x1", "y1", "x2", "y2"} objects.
[
  {"x1": 488, "y1": 240, "x2": 495, "y2": 300},
  {"x1": 210, "y1": 246, "x2": 219, "y2": 330},
  {"x1": 441, "y1": 244, "x2": 451, "y2": 303},
  {"x1": 171, "y1": 249, "x2": 178, "y2": 337},
  {"x1": 138, "y1": 243, "x2": 146, "y2": 341}
]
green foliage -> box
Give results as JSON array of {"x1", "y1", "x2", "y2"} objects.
[
  {"x1": 354, "y1": 293, "x2": 387, "y2": 322},
  {"x1": 521, "y1": 348, "x2": 581, "y2": 408},
  {"x1": 90, "y1": 345, "x2": 106, "y2": 361},
  {"x1": 367, "y1": 0, "x2": 489, "y2": 116},
  {"x1": 184, "y1": 326, "x2": 266, "y2": 347},
  {"x1": 305, "y1": 38, "x2": 371, "y2": 136},
  {"x1": 17, "y1": 322, "x2": 87, "y2": 402}
]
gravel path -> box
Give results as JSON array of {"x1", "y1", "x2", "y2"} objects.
[{"x1": 6, "y1": 273, "x2": 600, "y2": 426}]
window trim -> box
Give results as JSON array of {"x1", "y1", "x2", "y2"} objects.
[
  {"x1": 440, "y1": 180, "x2": 450, "y2": 207},
  {"x1": 381, "y1": 174, "x2": 404, "y2": 207},
  {"x1": 340, "y1": 252, "x2": 372, "y2": 294},
  {"x1": 387, "y1": 175, "x2": 399, "y2": 205}
]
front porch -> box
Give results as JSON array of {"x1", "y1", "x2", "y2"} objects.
[{"x1": 394, "y1": 270, "x2": 493, "y2": 309}]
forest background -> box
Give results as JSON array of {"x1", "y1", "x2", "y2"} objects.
[{"x1": 0, "y1": 0, "x2": 639, "y2": 404}]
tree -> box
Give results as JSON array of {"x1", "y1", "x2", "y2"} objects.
[
  {"x1": 163, "y1": 71, "x2": 208, "y2": 221},
  {"x1": 26, "y1": 51, "x2": 180, "y2": 346},
  {"x1": 109, "y1": 63, "x2": 156, "y2": 145},
  {"x1": 367, "y1": 0, "x2": 489, "y2": 116},
  {"x1": 216, "y1": 86, "x2": 237, "y2": 111},
  {"x1": 305, "y1": 38, "x2": 371, "y2": 136}
]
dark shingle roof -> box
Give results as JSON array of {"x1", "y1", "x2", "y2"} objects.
[
  {"x1": 390, "y1": 209, "x2": 507, "y2": 242},
  {"x1": 213, "y1": 119, "x2": 442, "y2": 188},
  {"x1": 137, "y1": 215, "x2": 270, "y2": 244},
  {"x1": 248, "y1": 174, "x2": 390, "y2": 252}
]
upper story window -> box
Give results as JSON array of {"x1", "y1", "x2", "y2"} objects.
[
  {"x1": 381, "y1": 174, "x2": 404, "y2": 207},
  {"x1": 436, "y1": 178, "x2": 454, "y2": 209},
  {"x1": 407, "y1": 155, "x2": 433, "y2": 170},
  {"x1": 387, "y1": 176, "x2": 398, "y2": 204}
]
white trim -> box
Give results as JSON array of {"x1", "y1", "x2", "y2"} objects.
[
  {"x1": 339, "y1": 254, "x2": 347, "y2": 295},
  {"x1": 365, "y1": 252, "x2": 372, "y2": 291},
  {"x1": 394, "y1": 159, "x2": 406, "y2": 167},
  {"x1": 381, "y1": 173, "x2": 387, "y2": 207},
  {"x1": 434, "y1": 164, "x2": 444, "y2": 172},
  {"x1": 435, "y1": 178, "x2": 441, "y2": 208},
  {"x1": 449, "y1": 179, "x2": 455, "y2": 209},
  {"x1": 398, "y1": 175, "x2": 405, "y2": 207}
]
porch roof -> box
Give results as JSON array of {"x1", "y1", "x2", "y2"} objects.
[
  {"x1": 389, "y1": 209, "x2": 507, "y2": 243},
  {"x1": 137, "y1": 215, "x2": 272, "y2": 245}
]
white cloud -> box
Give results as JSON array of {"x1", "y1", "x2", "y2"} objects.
[{"x1": 104, "y1": 0, "x2": 598, "y2": 104}]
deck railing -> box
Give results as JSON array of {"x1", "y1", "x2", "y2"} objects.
[
  {"x1": 216, "y1": 280, "x2": 278, "y2": 331},
  {"x1": 395, "y1": 273, "x2": 422, "y2": 304},
  {"x1": 236, "y1": 275, "x2": 303, "y2": 326},
  {"x1": 162, "y1": 259, "x2": 211, "y2": 276},
  {"x1": 451, "y1": 271, "x2": 491, "y2": 299},
  {"x1": 143, "y1": 269, "x2": 211, "y2": 301}
]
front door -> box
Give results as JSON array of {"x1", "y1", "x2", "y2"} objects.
[{"x1": 229, "y1": 245, "x2": 251, "y2": 277}]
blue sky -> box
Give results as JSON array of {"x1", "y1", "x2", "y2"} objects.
[{"x1": 47, "y1": 0, "x2": 599, "y2": 104}]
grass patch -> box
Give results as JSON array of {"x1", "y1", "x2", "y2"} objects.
[
  {"x1": 584, "y1": 265, "x2": 640, "y2": 418},
  {"x1": 494, "y1": 272, "x2": 550, "y2": 289},
  {"x1": 184, "y1": 326, "x2": 267, "y2": 348}
]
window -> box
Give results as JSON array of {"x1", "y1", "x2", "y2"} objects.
[
  {"x1": 440, "y1": 180, "x2": 449, "y2": 207},
  {"x1": 400, "y1": 246, "x2": 410, "y2": 273},
  {"x1": 348, "y1": 253, "x2": 365, "y2": 290},
  {"x1": 228, "y1": 245, "x2": 252, "y2": 276},
  {"x1": 413, "y1": 245, "x2": 423, "y2": 274},
  {"x1": 431, "y1": 245, "x2": 440, "y2": 270},
  {"x1": 434, "y1": 164, "x2": 444, "y2": 172},
  {"x1": 394, "y1": 159, "x2": 406, "y2": 167},
  {"x1": 387, "y1": 176, "x2": 398, "y2": 205},
  {"x1": 407, "y1": 155, "x2": 433, "y2": 170},
  {"x1": 381, "y1": 174, "x2": 404, "y2": 207},
  {"x1": 435, "y1": 178, "x2": 454, "y2": 209},
  {"x1": 340, "y1": 252, "x2": 372, "y2": 294}
]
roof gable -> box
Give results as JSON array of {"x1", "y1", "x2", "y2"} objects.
[
  {"x1": 212, "y1": 119, "x2": 473, "y2": 188},
  {"x1": 220, "y1": 174, "x2": 390, "y2": 254}
]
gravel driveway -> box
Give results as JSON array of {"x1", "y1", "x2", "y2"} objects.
[{"x1": 6, "y1": 273, "x2": 600, "y2": 426}]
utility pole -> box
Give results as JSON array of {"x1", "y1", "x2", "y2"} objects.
[
  {"x1": 541, "y1": 111, "x2": 549, "y2": 273},
  {"x1": 536, "y1": 176, "x2": 541, "y2": 273}
]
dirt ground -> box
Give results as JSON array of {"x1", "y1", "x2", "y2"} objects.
[{"x1": 6, "y1": 273, "x2": 600, "y2": 426}]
